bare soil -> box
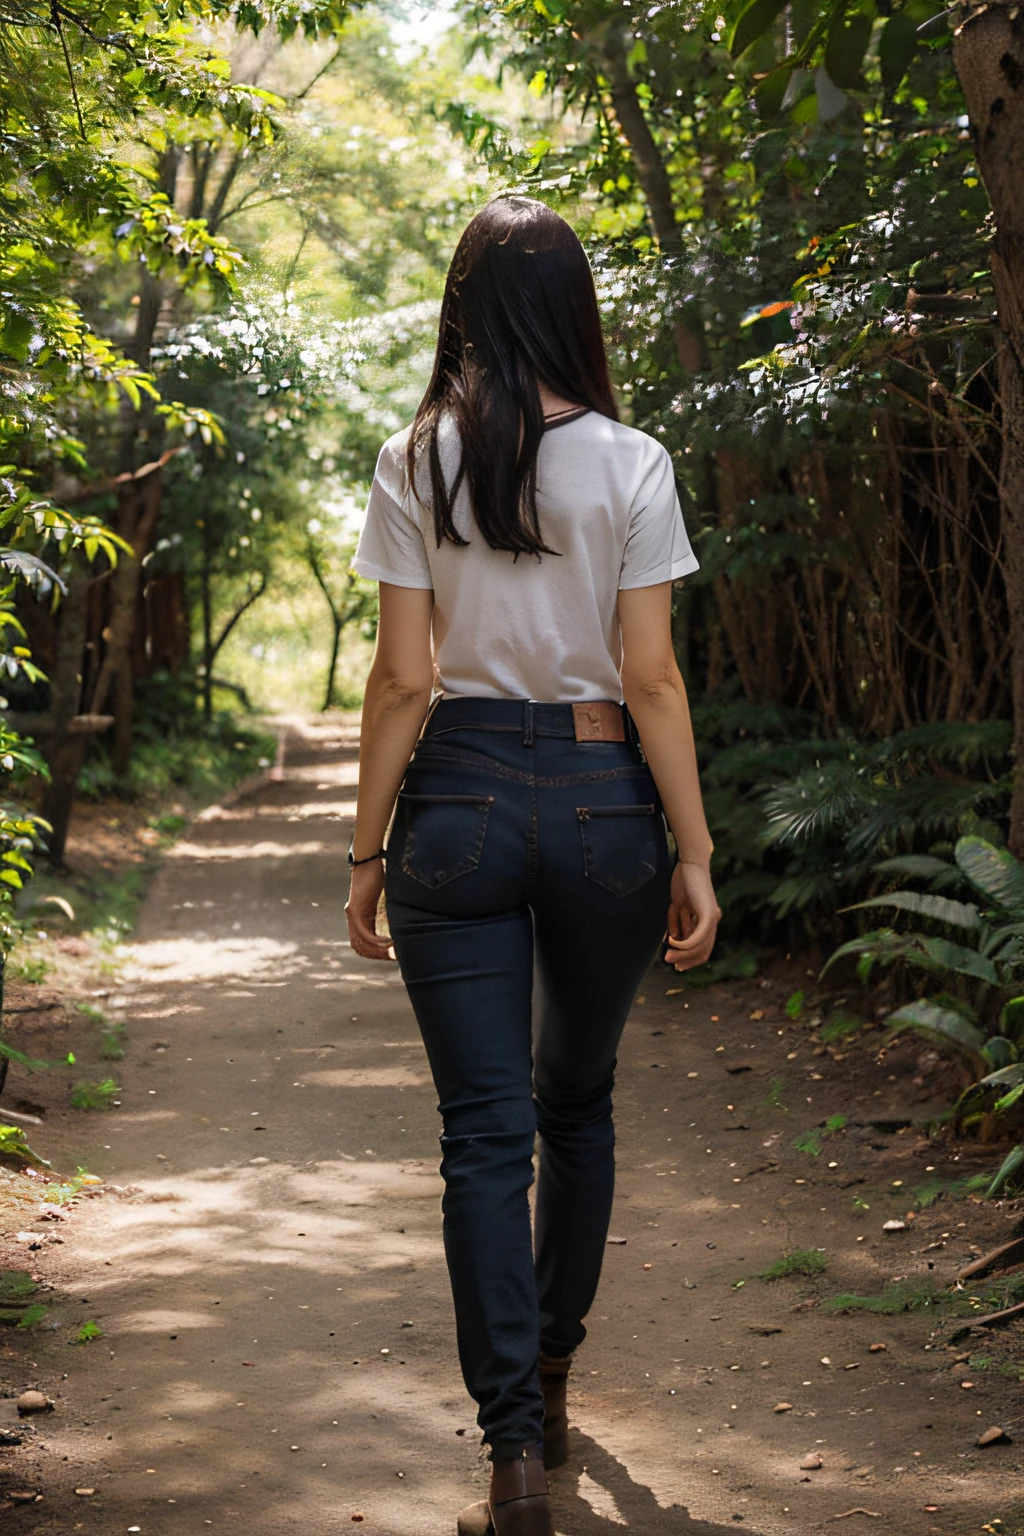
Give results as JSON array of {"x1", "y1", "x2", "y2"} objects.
[{"x1": 2, "y1": 717, "x2": 1023, "y2": 1536}]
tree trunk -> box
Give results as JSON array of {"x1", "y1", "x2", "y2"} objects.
[
  {"x1": 952, "y1": 1, "x2": 1024, "y2": 852},
  {"x1": 38, "y1": 572, "x2": 92, "y2": 866},
  {"x1": 306, "y1": 540, "x2": 347, "y2": 710},
  {"x1": 97, "y1": 151, "x2": 178, "y2": 774},
  {"x1": 201, "y1": 537, "x2": 214, "y2": 722},
  {"x1": 598, "y1": 29, "x2": 709, "y2": 373},
  {"x1": 88, "y1": 462, "x2": 163, "y2": 765}
]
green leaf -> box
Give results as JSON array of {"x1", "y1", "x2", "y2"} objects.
[
  {"x1": 981, "y1": 1036, "x2": 1017, "y2": 1070},
  {"x1": 0, "y1": 1124, "x2": 50, "y2": 1167},
  {"x1": 755, "y1": 67, "x2": 793, "y2": 118},
  {"x1": 730, "y1": 0, "x2": 789, "y2": 58},
  {"x1": 884, "y1": 999, "x2": 988, "y2": 1075},
  {"x1": 825, "y1": 7, "x2": 874, "y2": 91},
  {"x1": 912, "y1": 937, "x2": 998, "y2": 986},
  {"x1": 825, "y1": 928, "x2": 996, "y2": 984},
  {"x1": 846, "y1": 891, "x2": 981, "y2": 930},
  {"x1": 976, "y1": 1062, "x2": 1024, "y2": 1090},
  {"x1": 986, "y1": 1144, "x2": 1024, "y2": 1198},
  {"x1": 878, "y1": 10, "x2": 919, "y2": 89},
  {"x1": 994, "y1": 1082, "x2": 1024, "y2": 1114},
  {"x1": 955, "y1": 836, "x2": 1024, "y2": 917},
  {"x1": 872, "y1": 854, "x2": 954, "y2": 881},
  {"x1": 1002, "y1": 997, "x2": 1024, "y2": 1035},
  {"x1": 0, "y1": 312, "x2": 34, "y2": 363}
]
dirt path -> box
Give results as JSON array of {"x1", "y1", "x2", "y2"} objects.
[{"x1": 3, "y1": 718, "x2": 1023, "y2": 1536}]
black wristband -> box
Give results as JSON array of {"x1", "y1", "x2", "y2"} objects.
[{"x1": 348, "y1": 846, "x2": 386, "y2": 868}]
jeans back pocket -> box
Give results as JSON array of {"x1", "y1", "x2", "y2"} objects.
[
  {"x1": 577, "y1": 803, "x2": 660, "y2": 897},
  {"x1": 397, "y1": 793, "x2": 494, "y2": 888}
]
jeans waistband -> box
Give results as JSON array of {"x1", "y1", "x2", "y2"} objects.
[{"x1": 423, "y1": 697, "x2": 642, "y2": 755}]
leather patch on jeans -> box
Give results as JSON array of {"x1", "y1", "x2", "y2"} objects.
[{"x1": 572, "y1": 702, "x2": 626, "y2": 742}]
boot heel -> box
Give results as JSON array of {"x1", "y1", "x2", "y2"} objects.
[
  {"x1": 539, "y1": 1353, "x2": 572, "y2": 1471},
  {"x1": 492, "y1": 1494, "x2": 553, "y2": 1534},
  {"x1": 456, "y1": 1500, "x2": 493, "y2": 1536}
]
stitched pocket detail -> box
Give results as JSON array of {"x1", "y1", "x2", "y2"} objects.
[
  {"x1": 398, "y1": 793, "x2": 494, "y2": 888},
  {"x1": 577, "y1": 803, "x2": 660, "y2": 897}
]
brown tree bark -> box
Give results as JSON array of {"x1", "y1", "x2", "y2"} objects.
[
  {"x1": 952, "y1": 1, "x2": 1024, "y2": 852},
  {"x1": 597, "y1": 29, "x2": 709, "y2": 373},
  {"x1": 36, "y1": 572, "x2": 94, "y2": 865},
  {"x1": 87, "y1": 461, "x2": 164, "y2": 773}
]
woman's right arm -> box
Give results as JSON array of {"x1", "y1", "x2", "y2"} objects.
[
  {"x1": 346, "y1": 582, "x2": 435, "y2": 961},
  {"x1": 618, "y1": 581, "x2": 720, "y2": 971}
]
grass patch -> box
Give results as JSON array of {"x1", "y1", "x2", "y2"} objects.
[
  {"x1": 913, "y1": 1170, "x2": 1000, "y2": 1208},
  {"x1": 948, "y1": 1271, "x2": 1024, "y2": 1319},
  {"x1": 825, "y1": 1279, "x2": 941, "y2": 1314},
  {"x1": 73, "y1": 1319, "x2": 104, "y2": 1343},
  {"x1": 149, "y1": 811, "x2": 189, "y2": 838},
  {"x1": 759, "y1": 1248, "x2": 828, "y2": 1281},
  {"x1": 98, "y1": 1022, "x2": 126, "y2": 1061},
  {"x1": 794, "y1": 1113, "x2": 848, "y2": 1156},
  {"x1": 78, "y1": 1002, "x2": 126, "y2": 1061},
  {"x1": 760, "y1": 1075, "x2": 786, "y2": 1110},
  {"x1": 820, "y1": 1010, "x2": 865, "y2": 1044},
  {"x1": 70, "y1": 1078, "x2": 119, "y2": 1111},
  {"x1": 7, "y1": 952, "x2": 53, "y2": 985}
]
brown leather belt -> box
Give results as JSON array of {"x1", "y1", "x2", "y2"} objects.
[
  {"x1": 571, "y1": 700, "x2": 626, "y2": 742},
  {"x1": 422, "y1": 697, "x2": 633, "y2": 747}
]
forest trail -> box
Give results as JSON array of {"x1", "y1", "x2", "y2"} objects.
[{"x1": 6, "y1": 718, "x2": 1023, "y2": 1536}]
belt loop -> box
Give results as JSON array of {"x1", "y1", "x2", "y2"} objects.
[
  {"x1": 418, "y1": 692, "x2": 442, "y2": 742},
  {"x1": 624, "y1": 704, "x2": 647, "y2": 763},
  {"x1": 523, "y1": 700, "x2": 535, "y2": 747}
]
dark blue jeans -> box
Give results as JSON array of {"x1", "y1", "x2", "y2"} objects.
[{"x1": 385, "y1": 699, "x2": 671, "y2": 1457}]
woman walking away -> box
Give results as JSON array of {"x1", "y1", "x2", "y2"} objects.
[{"x1": 346, "y1": 196, "x2": 720, "y2": 1536}]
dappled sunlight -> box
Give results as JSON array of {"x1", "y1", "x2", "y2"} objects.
[
  {"x1": 26, "y1": 725, "x2": 1010, "y2": 1536},
  {"x1": 300, "y1": 1066, "x2": 429, "y2": 1087},
  {"x1": 122, "y1": 935, "x2": 304, "y2": 981},
  {"x1": 73, "y1": 1160, "x2": 443, "y2": 1290},
  {"x1": 168, "y1": 838, "x2": 330, "y2": 860},
  {"x1": 117, "y1": 1308, "x2": 225, "y2": 1334},
  {"x1": 283, "y1": 760, "x2": 361, "y2": 787},
  {"x1": 577, "y1": 1470, "x2": 628, "y2": 1525},
  {"x1": 199, "y1": 799, "x2": 358, "y2": 821}
]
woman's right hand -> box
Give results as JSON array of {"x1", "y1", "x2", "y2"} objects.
[
  {"x1": 664, "y1": 861, "x2": 720, "y2": 971},
  {"x1": 345, "y1": 859, "x2": 395, "y2": 962}
]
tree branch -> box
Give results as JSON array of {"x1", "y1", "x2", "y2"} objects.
[{"x1": 209, "y1": 573, "x2": 268, "y2": 666}]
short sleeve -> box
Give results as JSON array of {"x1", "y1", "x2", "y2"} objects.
[
  {"x1": 352, "y1": 439, "x2": 433, "y2": 589},
  {"x1": 618, "y1": 442, "x2": 699, "y2": 590}
]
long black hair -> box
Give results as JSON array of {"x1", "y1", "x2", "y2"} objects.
[{"x1": 407, "y1": 196, "x2": 619, "y2": 557}]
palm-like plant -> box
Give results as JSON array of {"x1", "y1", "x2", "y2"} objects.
[{"x1": 823, "y1": 835, "x2": 1024, "y2": 1192}]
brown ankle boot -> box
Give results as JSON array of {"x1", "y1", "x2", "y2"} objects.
[
  {"x1": 538, "y1": 1353, "x2": 572, "y2": 1470},
  {"x1": 456, "y1": 1446, "x2": 552, "y2": 1536}
]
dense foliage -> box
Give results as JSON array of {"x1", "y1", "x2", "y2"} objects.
[
  {"x1": 444, "y1": 0, "x2": 1022, "y2": 957},
  {"x1": 0, "y1": 0, "x2": 478, "y2": 869}
]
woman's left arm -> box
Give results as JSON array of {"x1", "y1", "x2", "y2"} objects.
[{"x1": 345, "y1": 582, "x2": 435, "y2": 960}]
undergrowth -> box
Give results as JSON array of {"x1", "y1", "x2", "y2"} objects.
[
  {"x1": 825, "y1": 1280, "x2": 941, "y2": 1314},
  {"x1": 78, "y1": 671, "x2": 273, "y2": 802},
  {"x1": 758, "y1": 1248, "x2": 828, "y2": 1280}
]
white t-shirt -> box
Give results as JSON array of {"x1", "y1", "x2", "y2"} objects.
[{"x1": 352, "y1": 409, "x2": 698, "y2": 702}]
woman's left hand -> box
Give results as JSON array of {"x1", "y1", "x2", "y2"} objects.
[
  {"x1": 664, "y1": 860, "x2": 720, "y2": 971},
  {"x1": 345, "y1": 859, "x2": 394, "y2": 961}
]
